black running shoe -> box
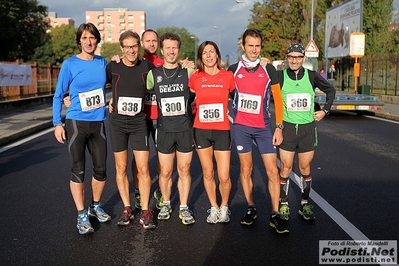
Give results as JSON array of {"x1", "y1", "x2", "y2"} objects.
[
  {"x1": 117, "y1": 208, "x2": 134, "y2": 226},
  {"x1": 240, "y1": 206, "x2": 257, "y2": 225},
  {"x1": 270, "y1": 214, "x2": 289, "y2": 234}
]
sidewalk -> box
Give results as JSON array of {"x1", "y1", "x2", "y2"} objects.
[{"x1": 1, "y1": 99, "x2": 399, "y2": 147}]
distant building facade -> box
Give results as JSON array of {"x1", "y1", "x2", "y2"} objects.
[
  {"x1": 85, "y1": 8, "x2": 146, "y2": 54},
  {"x1": 47, "y1": 12, "x2": 75, "y2": 30}
]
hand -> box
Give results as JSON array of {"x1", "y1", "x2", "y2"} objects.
[
  {"x1": 272, "y1": 128, "x2": 283, "y2": 146},
  {"x1": 260, "y1": 57, "x2": 270, "y2": 67},
  {"x1": 63, "y1": 96, "x2": 71, "y2": 108},
  {"x1": 111, "y1": 55, "x2": 122, "y2": 63},
  {"x1": 54, "y1": 125, "x2": 66, "y2": 144},
  {"x1": 180, "y1": 57, "x2": 195, "y2": 69},
  {"x1": 313, "y1": 110, "x2": 326, "y2": 121},
  {"x1": 109, "y1": 98, "x2": 114, "y2": 113}
]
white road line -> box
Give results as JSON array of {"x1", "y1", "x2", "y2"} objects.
[
  {"x1": 366, "y1": 115, "x2": 399, "y2": 124},
  {"x1": 0, "y1": 128, "x2": 54, "y2": 154},
  {"x1": 230, "y1": 112, "x2": 397, "y2": 265}
]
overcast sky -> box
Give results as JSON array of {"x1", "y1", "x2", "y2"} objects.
[{"x1": 38, "y1": 0, "x2": 399, "y2": 61}]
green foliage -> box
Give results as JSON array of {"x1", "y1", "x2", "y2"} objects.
[
  {"x1": 156, "y1": 27, "x2": 198, "y2": 61},
  {"x1": 362, "y1": 0, "x2": 394, "y2": 55},
  {"x1": 0, "y1": 0, "x2": 50, "y2": 61},
  {"x1": 248, "y1": 0, "x2": 306, "y2": 60},
  {"x1": 50, "y1": 25, "x2": 79, "y2": 64},
  {"x1": 100, "y1": 43, "x2": 121, "y2": 62},
  {"x1": 31, "y1": 33, "x2": 55, "y2": 65},
  {"x1": 246, "y1": 0, "x2": 395, "y2": 60}
]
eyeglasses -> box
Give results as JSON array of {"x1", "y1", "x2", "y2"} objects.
[
  {"x1": 287, "y1": 55, "x2": 305, "y2": 60},
  {"x1": 122, "y1": 44, "x2": 139, "y2": 50}
]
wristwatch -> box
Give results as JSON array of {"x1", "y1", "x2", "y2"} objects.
[
  {"x1": 276, "y1": 124, "x2": 284, "y2": 130},
  {"x1": 323, "y1": 109, "x2": 330, "y2": 115}
]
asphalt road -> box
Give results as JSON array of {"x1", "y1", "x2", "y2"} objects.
[{"x1": 0, "y1": 110, "x2": 398, "y2": 266}]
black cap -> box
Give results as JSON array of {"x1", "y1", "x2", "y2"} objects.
[{"x1": 287, "y1": 43, "x2": 305, "y2": 55}]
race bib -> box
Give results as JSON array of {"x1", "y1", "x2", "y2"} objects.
[
  {"x1": 286, "y1": 93, "x2": 311, "y2": 111},
  {"x1": 198, "y1": 103, "x2": 224, "y2": 123},
  {"x1": 144, "y1": 91, "x2": 157, "y2": 106},
  {"x1": 237, "y1": 92, "x2": 261, "y2": 114},
  {"x1": 117, "y1": 97, "x2": 142, "y2": 116},
  {"x1": 79, "y1": 88, "x2": 105, "y2": 112},
  {"x1": 161, "y1": 96, "x2": 185, "y2": 116}
]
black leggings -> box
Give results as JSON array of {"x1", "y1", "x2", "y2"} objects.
[{"x1": 65, "y1": 119, "x2": 107, "y2": 183}]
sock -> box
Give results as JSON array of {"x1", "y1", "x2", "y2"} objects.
[
  {"x1": 179, "y1": 205, "x2": 188, "y2": 210},
  {"x1": 78, "y1": 210, "x2": 85, "y2": 216},
  {"x1": 300, "y1": 174, "x2": 312, "y2": 201},
  {"x1": 279, "y1": 176, "x2": 290, "y2": 202},
  {"x1": 91, "y1": 201, "x2": 99, "y2": 207},
  {"x1": 271, "y1": 211, "x2": 279, "y2": 217},
  {"x1": 163, "y1": 200, "x2": 171, "y2": 206}
]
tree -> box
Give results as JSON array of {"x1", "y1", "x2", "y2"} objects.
[
  {"x1": 31, "y1": 33, "x2": 55, "y2": 65},
  {"x1": 247, "y1": 0, "x2": 306, "y2": 60},
  {"x1": 0, "y1": 0, "x2": 49, "y2": 61},
  {"x1": 50, "y1": 25, "x2": 79, "y2": 64},
  {"x1": 156, "y1": 27, "x2": 197, "y2": 61},
  {"x1": 100, "y1": 42, "x2": 121, "y2": 62}
]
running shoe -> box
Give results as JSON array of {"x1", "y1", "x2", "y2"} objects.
[
  {"x1": 153, "y1": 188, "x2": 163, "y2": 209},
  {"x1": 279, "y1": 202, "x2": 290, "y2": 221},
  {"x1": 88, "y1": 202, "x2": 111, "y2": 223},
  {"x1": 117, "y1": 208, "x2": 134, "y2": 226},
  {"x1": 218, "y1": 206, "x2": 231, "y2": 223},
  {"x1": 298, "y1": 204, "x2": 316, "y2": 221},
  {"x1": 179, "y1": 207, "x2": 195, "y2": 225},
  {"x1": 139, "y1": 210, "x2": 156, "y2": 229},
  {"x1": 134, "y1": 191, "x2": 142, "y2": 209},
  {"x1": 207, "y1": 207, "x2": 219, "y2": 224},
  {"x1": 76, "y1": 210, "x2": 94, "y2": 235},
  {"x1": 240, "y1": 206, "x2": 257, "y2": 225},
  {"x1": 270, "y1": 214, "x2": 289, "y2": 234},
  {"x1": 157, "y1": 204, "x2": 172, "y2": 220}
]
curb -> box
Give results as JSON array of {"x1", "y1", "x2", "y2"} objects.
[{"x1": 0, "y1": 120, "x2": 53, "y2": 146}]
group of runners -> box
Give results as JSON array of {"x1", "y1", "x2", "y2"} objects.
[{"x1": 52, "y1": 23, "x2": 335, "y2": 235}]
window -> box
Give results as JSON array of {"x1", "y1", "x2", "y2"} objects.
[
  {"x1": 107, "y1": 15, "x2": 111, "y2": 19},
  {"x1": 107, "y1": 37, "x2": 112, "y2": 41},
  {"x1": 128, "y1": 15, "x2": 133, "y2": 19},
  {"x1": 120, "y1": 22, "x2": 125, "y2": 27},
  {"x1": 128, "y1": 22, "x2": 133, "y2": 27},
  {"x1": 98, "y1": 15, "x2": 103, "y2": 20},
  {"x1": 119, "y1": 15, "x2": 124, "y2": 19},
  {"x1": 107, "y1": 29, "x2": 112, "y2": 34}
]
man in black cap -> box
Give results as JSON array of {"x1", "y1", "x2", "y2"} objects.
[{"x1": 276, "y1": 43, "x2": 335, "y2": 222}]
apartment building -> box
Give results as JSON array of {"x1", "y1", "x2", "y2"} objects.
[
  {"x1": 86, "y1": 8, "x2": 146, "y2": 53},
  {"x1": 47, "y1": 12, "x2": 75, "y2": 30}
]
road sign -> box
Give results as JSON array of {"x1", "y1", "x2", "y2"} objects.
[{"x1": 305, "y1": 39, "x2": 319, "y2": 58}]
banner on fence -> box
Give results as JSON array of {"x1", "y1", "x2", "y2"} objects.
[{"x1": 0, "y1": 63, "x2": 32, "y2": 86}]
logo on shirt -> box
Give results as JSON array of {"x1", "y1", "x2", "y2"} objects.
[
  {"x1": 202, "y1": 77, "x2": 207, "y2": 82},
  {"x1": 178, "y1": 74, "x2": 182, "y2": 78},
  {"x1": 237, "y1": 74, "x2": 245, "y2": 79},
  {"x1": 258, "y1": 74, "x2": 265, "y2": 78},
  {"x1": 156, "y1": 76, "x2": 163, "y2": 83}
]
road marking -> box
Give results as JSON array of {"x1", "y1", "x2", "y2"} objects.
[
  {"x1": 366, "y1": 115, "x2": 399, "y2": 124},
  {"x1": 229, "y1": 112, "x2": 397, "y2": 265},
  {"x1": 0, "y1": 128, "x2": 53, "y2": 154}
]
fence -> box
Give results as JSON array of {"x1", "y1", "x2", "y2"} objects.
[
  {"x1": 318, "y1": 53, "x2": 399, "y2": 96},
  {"x1": 2, "y1": 54, "x2": 399, "y2": 101},
  {"x1": 0, "y1": 61, "x2": 61, "y2": 101}
]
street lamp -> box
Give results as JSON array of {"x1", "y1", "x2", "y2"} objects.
[
  {"x1": 190, "y1": 36, "x2": 197, "y2": 68},
  {"x1": 236, "y1": 0, "x2": 247, "y2": 5},
  {"x1": 213, "y1": 25, "x2": 221, "y2": 51}
]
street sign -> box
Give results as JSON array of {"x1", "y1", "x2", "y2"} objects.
[{"x1": 305, "y1": 39, "x2": 319, "y2": 58}]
